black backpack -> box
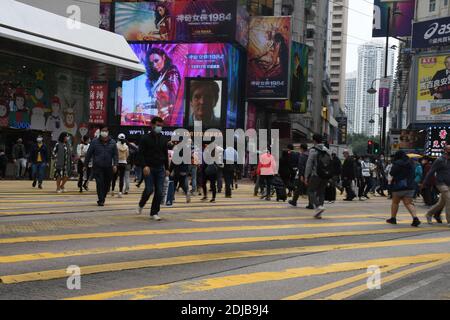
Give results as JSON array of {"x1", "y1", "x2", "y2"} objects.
[{"x1": 315, "y1": 148, "x2": 333, "y2": 179}]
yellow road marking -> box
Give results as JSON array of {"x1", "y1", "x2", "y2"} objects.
[
  {"x1": 325, "y1": 258, "x2": 450, "y2": 300},
  {"x1": 0, "y1": 221, "x2": 412, "y2": 244},
  {"x1": 65, "y1": 253, "x2": 450, "y2": 300},
  {"x1": 282, "y1": 264, "x2": 405, "y2": 300},
  {"x1": 188, "y1": 214, "x2": 414, "y2": 222},
  {"x1": 4, "y1": 236, "x2": 450, "y2": 284}
]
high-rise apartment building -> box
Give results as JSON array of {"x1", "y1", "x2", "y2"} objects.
[
  {"x1": 328, "y1": 0, "x2": 349, "y2": 111},
  {"x1": 354, "y1": 42, "x2": 395, "y2": 137},
  {"x1": 345, "y1": 72, "x2": 357, "y2": 135}
]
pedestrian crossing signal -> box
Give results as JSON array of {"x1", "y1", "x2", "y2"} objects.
[{"x1": 367, "y1": 140, "x2": 374, "y2": 154}]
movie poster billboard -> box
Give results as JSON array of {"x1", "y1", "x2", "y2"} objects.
[
  {"x1": 235, "y1": 0, "x2": 249, "y2": 48},
  {"x1": 185, "y1": 78, "x2": 226, "y2": 128},
  {"x1": 247, "y1": 16, "x2": 291, "y2": 99},
  {"x1": 115, "y1": 0, "x2": 237, "y2": 42},
  {"x1": 373, "y1": 0, "x2": 415, "y2": 38},
  {"x1": 287, "y1": 42, "x2": 308, "y2": 113},
  {"x1": 99, "y1": 0, "x2": 112, "y2": 31},
  {"x1": 121, "y1": 43, "x2": 240, "y2": 128},
  {"x1": 416, "y1": 54, "x2": 450, "y2": 122}
]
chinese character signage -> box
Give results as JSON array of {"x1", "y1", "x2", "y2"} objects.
[
  {"x1": 121, "y1": 43, "x2": 241, "y2": 128},
  {"x1": 247, "y1": 16, "x2": 292, "y2": 99},
  {"x1": 373, "y1": 0, "x2": 415, "y2": 38},
  {"x1": 416, "y1": 54, "x2": 450, "y2": 122},
  {"x1": 114, "y1": 0, "x2": 237, "y2": 42},
  {"x1": 412, "y1": 16, "x2": 450, "y2": 49},
  {"x1": 426, "y1": 126, "x2": 449, "y2": 157},
  {"x1": 89, "y1": 83, "x2": 108, "y2": 125}
]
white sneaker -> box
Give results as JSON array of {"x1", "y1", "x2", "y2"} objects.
[
  {"x1": 136, "y1": 206, "x2": 143, "y2": 215},
  {"x1": 152, "y1": 214, "x2": 162, "y2": 221},
  {"x1": 61, "y1": 188, "x2": 66, "y2": 193},
  {"x1": 118, "y1": 192, "x2": 123, "y2": 198},
  {"x1": 314, "y1": 206, "x2": 325, "y2": 219},
  {"x1": 57, "y1": 189, "x2": 62, "y2": 194}
]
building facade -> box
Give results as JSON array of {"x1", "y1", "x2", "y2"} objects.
[
  {"x1": 354, "y1": 42, "x2": 394, "y2": 137},
  {"x1": 345, "y1": 72, "x2": 357, "y2": 135}
]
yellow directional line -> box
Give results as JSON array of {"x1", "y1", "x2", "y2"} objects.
[
  {"x1": 0, "y1": 203, "x2": 289, "y2": 215},
  {"x1": 0, "y1": 221, "x2": 397, "y2": 244},
  {"x1": 1, "y1": 227, "x2": 449, "y2": 265},
  {"x1": 325, "y1": 258, "x2": 450, "y2": 300},
  {"x1": 65, "y1": 253, "x2": 450, "y2": 300},
  {"x1": 3, "y1": 236, "x2": 450, "y2": 284},
  {"x1": 282, "y1": 264, "x2": 405, "y2": 300},
  {"x1": 188, "y1": 214, "x2": 414, "y2": 222}
]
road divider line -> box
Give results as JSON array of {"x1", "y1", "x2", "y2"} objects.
[
  {"x1": 324, "y1": 258, "x2": 450, "y2": 300},
  {"x1": 64, "y1": 253, "x2": 450, "y2": 300},
  {"x1": 0, "y1": 221, "x2": 420, "y2": 244},
  {"x1": 282, "y1": 265, "x2": 406, "y2": 300},
  {"x1": 4, "y1": 236, "x2": 450, "y2": 284},
  {"x1": 2, "y1": 228, "x2": 450, "y2": 267}
]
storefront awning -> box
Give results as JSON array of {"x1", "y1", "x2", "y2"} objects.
[{"x1": 0, "y1": 0, "x2": 145, "y2": 81}]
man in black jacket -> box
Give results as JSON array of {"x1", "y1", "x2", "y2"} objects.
[
  {"x1": 289, "y1": 144, "x2": 309, "y2": 207},
  {"x1": 85, "y1": 127, "x2": 118, "y2": 206},
  {"x1": 136, "y1": 117, "x2": 169, "y2": 221},
  {"x1": 341, "y1": 150, "x2": 356, "y2": 201},
  {"x1": 29, "y1": 135, "x2": 48, "y2": 189}
]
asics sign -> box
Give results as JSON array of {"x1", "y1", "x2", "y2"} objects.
[{"x1": 413, "y1": 17, "x2": 450, "y2": 48}]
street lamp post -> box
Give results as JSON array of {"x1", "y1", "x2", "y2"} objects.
[{"x1": 381, "y1": 6, "x2": 391, "y2": 156}]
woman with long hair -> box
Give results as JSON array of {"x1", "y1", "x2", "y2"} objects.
[
  {"x1": 154, "y1": 4, "x2": 171, "y2": 40},
  {"x1": 386, "y1": 151, "x2": 421, "y2": 227},
  {"x1": 145, "y1": 47, "x2": 181, "y2": 125}
]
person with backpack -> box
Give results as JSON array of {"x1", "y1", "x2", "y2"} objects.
[
  {"x1": 325, "y1": 153, "x2": 342, "y2": 203},
  {"x1": 305, "y1": 134, "x2": 332, "y2": 219},
  {"x1": 341, "y1": 150, "x2": 356, "y2": 201},
  {"x1": 386, "y1": 151, "x2": 421, "y2": 227}
]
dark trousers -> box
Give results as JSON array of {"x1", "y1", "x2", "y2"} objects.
[
  {"x1": 308, "y1": 176, "x2": 327, "y2": 208},
  {"x1": 216, "y1": 167, "x2": 223, "y2": 192},
  {"x1": 93, "y1": 166, "x2": 113, "y2": 203},
  {"x1": 357, "y1": 177, "x2": 366, "y2": 198},
  {"x1": 202, "y1": 174, "x2": 217, "y2": 199},
  {"x1": 112, "y1": 163, "x2": 126, "y2": 193},
  {"x1": 139, "y1": 166, "x2": 165, "y2": 216},
  {"x1": 0, "y1": 164, "x2": 6, "y2": 178},
  {"x1": 363, "y1": 177, "x2": 373, "y2": 196},
  {"x1": 325, "y1": 179, "x2": 337, "y2": 201},
  {"x1": 292, "y1": 178, "x2": 306, "y2": 204},
  {"x1": 223, "y1": 164, "x2": 235, "y2": 197},
  {"x1": 77, "y1": 160, "x2": 90, "y2": 189},
  {"x1": 174, "y1": 174, "x2": 189, "y2": 195},
  {"x1": 342, "y1": 177, "x2": 356, "y2": 199},
  {"x1": 260, "y1": 175, "x2": 273, "y2": 198}
]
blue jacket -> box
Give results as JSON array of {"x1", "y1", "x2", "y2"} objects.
[
  {"x1": 29, "y1": 143, "x2": 48, "y2": 164},
  {"x1": 85, "y1": 137, "x2": 118, "y2": 168}
]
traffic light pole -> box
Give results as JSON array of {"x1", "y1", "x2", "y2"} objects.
[{"x1": 382, "y1": 7, "x2": 390, "y2": 155}]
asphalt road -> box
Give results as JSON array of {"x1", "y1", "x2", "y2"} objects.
[{"x1": 0, "y1": 180, "x2": 449, "y2": 300}]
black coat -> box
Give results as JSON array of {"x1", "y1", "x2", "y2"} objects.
[
  {"x1": 85, "y1": 137, "x2": 118, "y2": 168},
  {"x1": 341, "y1": 158, "x2": 356, "y2": 180},
  {"x1": 29, "y1": 143, "x2": 49, "y2": 164},
  {"x1": 138, "y1": 131, "x2": 169, "y2": 170}
]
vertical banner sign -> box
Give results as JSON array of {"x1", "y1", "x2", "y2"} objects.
[
  {"x1": 373, "y1": 0, "x2": 415, "y2": 38},
  {"x1": 416, "y1": 54, "x2": 450, "y2": 122},
  {"x1": 89, "y1": 83, "x2": 108, "y2": 124},
  {"x1": 336, "y1": 116, "x2": 348, "y2": 145},
  {"x1": 247, "y1": 16, "x2": 292, "y2": 99},
  {"x1": 288, "y1": 42, "x2": 308, "y2": 113},
  {"x1": 427, "y1": 126, "x2": 449, "y2": 157},
  {"x1": 379, "y1": 77, "x2": 391, "y2": 108}
]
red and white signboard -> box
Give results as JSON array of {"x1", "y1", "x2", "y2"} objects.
[{"x1": 89, "y1": 83, "x2": 108, "y2": 124}]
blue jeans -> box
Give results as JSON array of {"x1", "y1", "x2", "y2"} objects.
[
  {"x1": 32, "y1": 163, "x2": 46, "y2": 184},
  {"x1": 139, "y1": 166, "x2": 165, "y2": 216},
  {"x1": 188, "y1": 165, "x2": 197, "y2": 193}
]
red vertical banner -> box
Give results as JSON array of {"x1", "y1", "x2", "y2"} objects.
[{"x1": 89, "y1": 83, "x2": 108, "y2": 125}]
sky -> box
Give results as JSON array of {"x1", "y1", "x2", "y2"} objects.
[{"x1": 345, "y1": 0, "x2": 375, "y2": 74}]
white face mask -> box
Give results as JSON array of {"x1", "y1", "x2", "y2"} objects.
[
  {"x1": 100, "y1": 131, "x2": 108, "y2": 138},
  {"x1": 153, "y1": 126, "x2": 162, "y2": 134},
  {"x1": 37, "y1": 138, "x2": 43, "y2": 143}
]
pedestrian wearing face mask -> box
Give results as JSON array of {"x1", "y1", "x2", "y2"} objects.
[
  {"x1": 53, "y1": 132, "x2": 72, "y2": 193},
  {"x1": 85, "y1": 127, "x2": 118, "y2": 206},
  {"x1": 77, "y1": 135, "x2": 90, "y2": 193},
  {"x1": 29, "y1": 135, "x2": 48, "y2": 189},
  {"x1": 111, "y1": 133, "x2": 129, "y2": 198},
  {"x1": 136, "y1": 117, "x2": 169, "y2": 221}
]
